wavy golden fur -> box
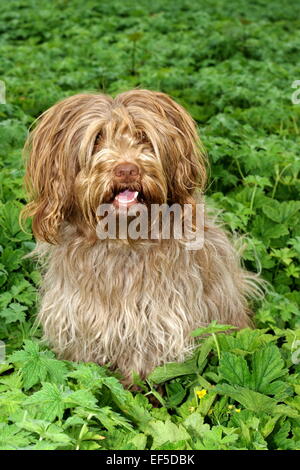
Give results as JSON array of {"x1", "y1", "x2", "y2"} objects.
[{"x1": 22, "y1": 89, "x2": 261, "y2": 386}]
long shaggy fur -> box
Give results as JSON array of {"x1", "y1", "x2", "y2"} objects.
[{"x1": 22, "y1": 89, "x2": 261, "y2": 385}]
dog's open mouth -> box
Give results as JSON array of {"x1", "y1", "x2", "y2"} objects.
[{"x1": 113, "y1": 189, "x2": 143, "y2": 208}]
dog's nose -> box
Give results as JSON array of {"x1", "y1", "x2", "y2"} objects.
[{"x1": 113, "y1": 162, "x2": 140, "y2": 182}]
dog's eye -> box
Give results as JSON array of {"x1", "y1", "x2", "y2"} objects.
[
  {"x1": 95, "y1": 132, "x2": 102, "y2": 145},
  {"x1": 138, "y1": 131, "x2": 148, "y2": 144},
  {"x1": 93, "y1": 132, "x2": 103, "y2": 152}
]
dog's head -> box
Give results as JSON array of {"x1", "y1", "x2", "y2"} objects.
[{"x1": 22, "y1": 89, "x2": 206, "y2": 243}]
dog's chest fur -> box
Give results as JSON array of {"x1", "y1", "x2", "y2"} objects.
[
  {"x1": 37, "y1": 235, "x2": 207, "y2": 376},
  {"x1": 36, "y1": 222, "x2": 252, "y2": 380}
]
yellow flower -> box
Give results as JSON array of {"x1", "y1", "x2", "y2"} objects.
[
  {"x1": 235, "y1": 408, "x2": 241, "y2": 413},
  {"x1": 228, "y1": 405, "x2": 234, "y2": 410},
  {"x1": 196, "y1": 389, "x2": 207, "y2": 399}
]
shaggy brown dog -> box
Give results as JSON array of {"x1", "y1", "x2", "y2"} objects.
[{"x1": 22, "y1": 89, "x2": 260, "y2": 386}]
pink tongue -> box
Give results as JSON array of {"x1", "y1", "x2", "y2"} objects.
[{"x1": 115, "y1": 189, "x2": 138, "y2": 203}]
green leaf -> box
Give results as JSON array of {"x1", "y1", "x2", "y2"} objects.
[
  {"x1": 218, "y1": 329, "x2": 275, "y2": 354},
  {"x1": 144, "y1": 419, "x2": 190, "y2": 449},
  {"x1": 262, "y1": 200, "x2": 300, "y2": 224},
  {"x1": 24, "y1": 383, "x2": 65, "y2": 421},
  {"x1": 165, "y1": 382, "x2": 186, "y2": 407},
  {"x1": 219, "y1": 352, "x2": 251, "y2": 387},
  {"x1": 9, "y1": 341, "x2": 68, "y2": 390},
  {"x1": 252, "y1": 216, "x2": 289, "y2": 244},
  {"x1": 197, "y1": 336, "x2": 215, "y2": 372},
  {"x1": 191, "y1": 321, "x2": 236, "y2": 337},
  {"x1": 10, "y1": 279, "x2": 37, "y2": 306},
  {"x1": 251, "y1": 344, "x2": 287, "y2": 393},
  {"x1": 16, "y1": 418, "x2": 72, "y2": 445},
  {"x1": 0, "y1": 302, "x2": 27, "y2": 323},
  {"x1": 0, "y1": 423, "x2": 31, "y2": 450},
  {"x1": 0, "y1": 389, "x2": 26, "y2": 417},
  {"x1": 194, "y1": 425, "x2": 239, "y2": 450},
  {"x1": 215, "y1": 383, "x2": 298, "y2": 417},
  {"x1": 183, "y1": 412, "x2": 210, "y2": 439},
  {"x1": 271, "y1": 420, "x2": 300, "y2": 450},
  {"x1": 0, "y1": 202, "x2": 24, "y2": 239},
  {"x1": 63, "y1": 389, "x2": 98, "y2": 409},
  {"x1": 244, "y1": 175, "x2": 272, "y2": 188},
  {"x1": 262, "y1": 200, "x2": 283, "y2": 223},
  {"x1": 148, "y1": 358, "x2": 197, "y2": 383},
  {"x1": 68, "y1": 363, "x2": 128, "y2": 405}
]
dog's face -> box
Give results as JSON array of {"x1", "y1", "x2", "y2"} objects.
[{"x1": 23, "y1": 89, "x2": 206, "y2": 243}]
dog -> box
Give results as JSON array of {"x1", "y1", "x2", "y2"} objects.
[{"x1": 22, "y1": 89, "x2": 260, "y2": 386}]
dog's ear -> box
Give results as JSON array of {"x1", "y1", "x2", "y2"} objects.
[
  {"x1": 150, "y1": 91, "x2": 207, "y2": 204},
  {"x1": 21, "y1": 93, "x2": 111, "y2": 243},
  {"x1": 22, "y1": 96, "x2": 79, "y2": 243}
]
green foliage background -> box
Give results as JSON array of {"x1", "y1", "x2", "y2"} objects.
[{"x1": 0, "y1": 0, "x2": 300, "y2": 450}]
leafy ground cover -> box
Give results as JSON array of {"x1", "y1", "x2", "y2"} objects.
[{"x1": 0, "y1": 0, "x2": 300, "y2": 450}]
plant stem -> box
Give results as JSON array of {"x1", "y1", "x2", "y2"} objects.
[{"x1": 212, "y1": 333, "x2": 221, "y2": 360}]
